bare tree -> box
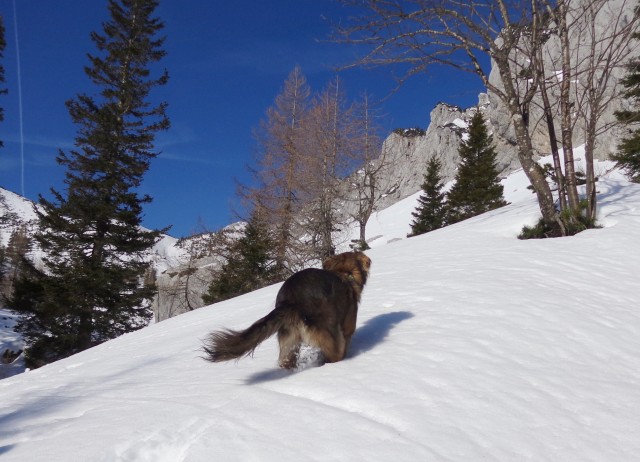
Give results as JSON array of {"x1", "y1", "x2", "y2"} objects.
[
  {"x1": 243, "y1": 66, "x2": 311, "y2": 272},
  {"x1": 514, "y1": 0, "x2": 638, "y2": 226},
  {"x1": 566, "y1": 0, "x2": 639, "y2": 220},
  {"x1": 347, "y1": 92, "x2": 388, "y2": 249},
  {"x1": 153, "y1": 233, "x2": 222, "y2": 320},
  {"x1": 301, "y1": 77, "x2": 347, "y2": 259}
]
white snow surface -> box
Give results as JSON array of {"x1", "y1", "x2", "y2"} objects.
[
  {"x1": 0, "y1": 309, "x2": 25, "y2": 379},
  {"x1": 0, "y1": 188, "x2": 38, "y2": 247},
  {"x1": 2, "y1": 154, "x2": 640, "y2": 461}
]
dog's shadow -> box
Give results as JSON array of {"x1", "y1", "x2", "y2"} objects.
[
  {"x1": 347, "y1": 310, "x2": 414, "y2": 358},
  {"x1": 245, "y1": 311, "x2": 414, "y2": 385}
]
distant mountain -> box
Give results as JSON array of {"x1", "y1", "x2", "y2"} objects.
[
  {"x1": 0, "y1": 187, "x2": 215, "y2": 322},
  {"x1": 0, "y1": 188, "x2": 39, "y2": 247}
]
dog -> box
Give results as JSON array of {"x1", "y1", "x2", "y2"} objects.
[{"x1": 203, "y1": 251, "x2": 371, "y2": 369}]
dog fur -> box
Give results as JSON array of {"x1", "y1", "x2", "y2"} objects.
[{"x1": 203, "y1": 251, "x2": 371, "y2": 369}]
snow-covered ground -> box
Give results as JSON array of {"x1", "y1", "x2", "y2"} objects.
[
  {"x1": 0, "y1": 309, "x2": 24, "y2": 380},
  {"x1": 0, "y1": 188, "x2": 38, "y2": 247},
  {"x1": 1, "y1": 152, "x2": 640, "y2": 461}
]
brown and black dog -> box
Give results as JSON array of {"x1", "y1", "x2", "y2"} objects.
[{"x1": 203, "y1": 251, "x2": 371, "y2": 369}]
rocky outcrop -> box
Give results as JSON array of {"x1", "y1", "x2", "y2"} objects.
[{"x1": 370, "y1": 93, "x2": 521, "y2": 211}]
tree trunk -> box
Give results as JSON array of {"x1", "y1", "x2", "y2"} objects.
[
  {"x1": 557, "y1": 0, "x2": 581, "y2": 212},
  {"x1": 536, "y1": 46, "x2": 568, "y2": 213},
  {"x1": 495, "y1": 57, "x2": 562, "y2": 232}
]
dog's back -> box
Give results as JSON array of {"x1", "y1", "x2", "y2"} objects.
[{"x1": 276, "y1": 268, "x2": 356, "y2": 327}]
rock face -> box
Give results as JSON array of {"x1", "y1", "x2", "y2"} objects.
[
  {"x1": 371, "y1": 93, "x2": 521, "y2": 211},
  {"x1": 487, "y1": 0, "x2": 636, "y2": 163}
]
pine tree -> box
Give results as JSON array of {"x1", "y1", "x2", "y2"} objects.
[
  {"x1": 614, "y1": 27, "x2": 640, "y2": 183},
  {"x1": 203, "y1": 212, "x2": 278, "y2": 305},
  {"x1": 447, "y1": 111, "x2": 507, "y2": 224},
  {"x1": 408, "y1": 156, "x2": 447, "y2": 237},
  {"x1": 6, "y1": 260, "x2": 49, "y2": 368},
  {"x1": 14, "y1": 0, "x2": 169, "y2": 366}
]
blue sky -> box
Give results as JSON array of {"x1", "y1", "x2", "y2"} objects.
[{"x1": 0, "y1": 0, "x2": 483, "y2": 238}]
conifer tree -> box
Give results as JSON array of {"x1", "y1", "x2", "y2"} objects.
[
  {"x1": 447, "y1": 111, "x2": 507, "y2": 224},
  {"x1": 14, "y1": 0, "x2": 169, "y2": 366},
  {"x1": 408, "y1": 156, "x2": 447, "y2": 237},
  {"x1": 203, "y1": 212, "x2": 278, "y2": 305},
  {"x1": 614, "y1": 25, "x2": 640, "y2": 183}
]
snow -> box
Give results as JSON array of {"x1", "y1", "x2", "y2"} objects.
[
  {"x1": 0, "y1": 188, "x2": 38, "y2": 247},
  {"x1": 0, "y1": 309, "x2": 24, "y2": 379},
  {"x1": 451, "y1": 117, "x2": 468, "y2": 129},
  {"x1": 1, "y1": 152, "x2": 640, "y2": 461}
]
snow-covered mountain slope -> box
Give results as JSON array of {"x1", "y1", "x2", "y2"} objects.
[
  {"x1": 1, "y1": 156, "x2": 639, "y2": 461},
  {"x1": 0, "y1": 188, "x2": 39, "y2": 247},
  {"x1": 0, "y1": 185, "x2": 187, "y2": 271}
]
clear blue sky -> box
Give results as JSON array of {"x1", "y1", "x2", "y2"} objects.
[{"x1": 0, "y1": 0, "x2": 483, "y2": 238}]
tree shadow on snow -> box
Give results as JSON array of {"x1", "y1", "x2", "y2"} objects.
[{"x1": 245, "y1": 311, "x2": 414, "y2": 385}]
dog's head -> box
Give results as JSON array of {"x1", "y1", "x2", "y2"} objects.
[{"x1": 322, "y1": 251, "x2": 371, "y2": 298}]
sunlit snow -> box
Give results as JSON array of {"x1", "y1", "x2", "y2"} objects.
[{"x1": 1, "y1": 148, "x2": 639, "y2": 461}]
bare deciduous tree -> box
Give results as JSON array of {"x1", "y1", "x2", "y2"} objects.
[
  {"x1": 347, "y1": 92, "x2": 388, "y2": 249},
  {"x1": 243, "y1": 66, "x2": 311, "y2": 272},
  {"x1": 565, "y1": 0, "x2": 639, "y2": 220},
  {"x1": 302, "y1": 76, "x2": 349, "y2": 260}
]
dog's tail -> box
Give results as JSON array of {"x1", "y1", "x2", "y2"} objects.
[{"x1": 203, "y1": 307, "x2": 287, "y2": 362}]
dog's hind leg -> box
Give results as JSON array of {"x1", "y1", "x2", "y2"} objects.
[
  {"x1": 277, "y1": 326, "x2": 302, "y2": 369},
  {"x1": 308, "y1": 326, "x2": 346, "y2": 364}
]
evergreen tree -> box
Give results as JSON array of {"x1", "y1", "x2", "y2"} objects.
[
  {"x1": 447, "y1": 111, "x2": 507, "y2": 224},
  {"x1": 408, "y1": 156, "x2": 447, "y2": 236},
  {"x1": 14, "y1": 0, "x2": 169, "y2": 366},
  {"x1": 614, "y1": 26, "x2": 640, "y2": 183},
  {"x1": 203, "y1": 212, "x2": 279, "y2": 305},
  {"x1": 6, "y1": 260, "x2": 49, "y2": 368}
]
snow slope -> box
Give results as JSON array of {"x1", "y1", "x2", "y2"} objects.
[
  {"x1": 0, "y1": 188, "x2": 39, "y2": 247},
  {"x1": 1, "y1": 158, "x2": 640, "y2": 461}
]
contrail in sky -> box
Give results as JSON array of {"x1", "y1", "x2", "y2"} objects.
[{"x1": 12, "y1": 0, "x2": 25, "y2": 196}]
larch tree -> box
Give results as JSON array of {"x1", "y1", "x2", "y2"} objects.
[
  {"x1": 245, "y1": 66, "x2": 311, "y2": 274},
  {"x1": 408, "y1": 155, "x2": 448, "y2": 237},
  {"x1": 303, "y1": 76, "x2": 351, "y2": 260},
  {"x1": 13, "y1": 0, "x2": 169, "y2": 367}
]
